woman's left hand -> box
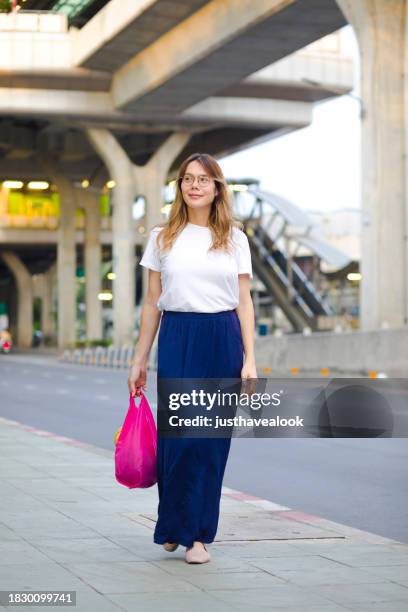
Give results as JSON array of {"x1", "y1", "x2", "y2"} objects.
[
  {"x1": 241, "y1": 358, "x2": 258, "y2": 396},
  {"x1": 241, "y1": 358, "x2": 257, "y2": 380}
]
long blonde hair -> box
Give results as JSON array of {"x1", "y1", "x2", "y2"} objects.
[{"x1": 153, "y1": 153, "x2": 243, "y2": 255}]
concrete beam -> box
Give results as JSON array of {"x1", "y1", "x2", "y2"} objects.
[
  {"x1": 220, "y1": 52, "x2": 354, "y2": 102},
  {"x1": 112, "y1": 0, "x2": 346, "y2": 113},
  {"x1": 0, "y1": 69, "x2": 111, "y2": 92},
  {"x1": 171, "y1": 126, "x2": 286, "y2": 168},
  {"x1": 185, "y1": 97, "x2": 313, "y2": 128},
  {"x1": 0, "y1": 88, "x2": 113, "y2": 121},
  {"x1": 73, "y1": 0, "x2": 208, "y2": 72},
  {"x1": 0, "y1": 88, "x2": 311, "y2": 130},
  {"x1": 0, "y1": 228, "x2": 142, "y2": 247}
]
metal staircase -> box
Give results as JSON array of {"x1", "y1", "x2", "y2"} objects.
[
  {"x1": 245, "y1": 222, "x2": 331, "y2": 331},
  {"x1": 237, "y1": 187, "x2": 350, "y2": 331}
]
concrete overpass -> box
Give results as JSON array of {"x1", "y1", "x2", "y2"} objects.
[
  {"x1": 1, "y1": 0, "x2": 403, "y2": 353},
  {"x1": 0, "y1": 0, "x2": 353, "y2": 349}
]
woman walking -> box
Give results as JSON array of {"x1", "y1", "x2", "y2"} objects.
[{"x1": 128, "y1": 153, "x2": 257, "y2": 564}]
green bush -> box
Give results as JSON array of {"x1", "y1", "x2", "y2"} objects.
[
  {"x1": 70, "y1": 339, "x2": 113, "y2": 349},
  {"x1": 88, "y1": 339, "x2": 112, "y2": 348}
]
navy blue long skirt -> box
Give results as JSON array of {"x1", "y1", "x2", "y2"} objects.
[{"x1": 154, "y1": 309, "x2": 244, "y2": 548}]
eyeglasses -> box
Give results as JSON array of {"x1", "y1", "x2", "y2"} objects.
[{"x1": 180, "y1": 174, "x2": 223, "y2": 187}]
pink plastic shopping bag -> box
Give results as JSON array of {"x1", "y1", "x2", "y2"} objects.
[{"x1": 114, "y1": 392, "x2": 157, "y2": 488}]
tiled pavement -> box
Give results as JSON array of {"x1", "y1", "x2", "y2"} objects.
[{"x1": 0, "y1": 416, "x2": 407, "y2": 612}]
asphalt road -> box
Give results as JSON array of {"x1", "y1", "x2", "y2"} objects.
[{"x1": 1, "y1": 353, "x2": 407, "y2": 544}]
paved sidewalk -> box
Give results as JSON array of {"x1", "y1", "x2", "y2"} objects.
[{"x1": 0, "y1": 417, "x2": 407, "y2": 612}]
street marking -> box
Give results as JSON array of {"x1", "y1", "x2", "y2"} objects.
[
  {"x1": 221, "y1": 486, "x2": 290, "y2": 511},
  {"x1": 0, "y1": 416, "x2": 110, "y2": 455}
]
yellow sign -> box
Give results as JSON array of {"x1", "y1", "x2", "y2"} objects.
[{"x1": 5, "y1": 191, "x2": 110, "y2": 218}]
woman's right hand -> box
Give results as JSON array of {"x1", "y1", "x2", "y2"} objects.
[{"x1": 128, "y1": 360, "x2": 147, "y2": 397}]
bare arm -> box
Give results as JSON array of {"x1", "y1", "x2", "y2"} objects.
[
  {"x1": 236, "y1": 274, "x2": 257, "y2": 379},
  {"x1": 128, "y1": 269, "x2": 162, "y2": 396}
]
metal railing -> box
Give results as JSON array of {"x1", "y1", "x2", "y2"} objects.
[{"x1": 60, "y1": 345, "x2": 158, "y2": 370}]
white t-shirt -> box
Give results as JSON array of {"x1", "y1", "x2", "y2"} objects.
[{"x1": 139, "y1": 222, "x2": 253, "y2": 313}]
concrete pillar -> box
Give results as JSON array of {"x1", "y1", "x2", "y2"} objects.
[
  {"x1": 42, "y1": 264, "x2": 56, "y2": 338},
  {"x1": 39, "y1": 159, "x2": 77, "y2": 349},
  {"x1": 57, "y1": 179, "x2": 77, "y2": 349},
  {"x1": 79, "y1": 189, "x2": 103, "y2": 341},
  {"x1": 32, "y1": 268, "x2": 55, "y2": 338},
  {"x1": 86, "y1": 129, "x2": 190, "y2": 346},
  {"x1": 0, "y1": 251, "x2": 33, "y2": 348},
  {"x1": 336, "y1": 0, "x2": 407, "y2": 330},
  {"x1": 86, "y1": 129, "x2": 136, "y2": 346},
  {"x1": 133, "y1": 132, "x2": 191, "y2": 300}
]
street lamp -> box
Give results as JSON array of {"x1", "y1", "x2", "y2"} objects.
[{"x1": 301, "y1": 78, "x2": 366, "y2": 120}]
